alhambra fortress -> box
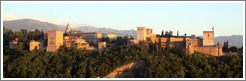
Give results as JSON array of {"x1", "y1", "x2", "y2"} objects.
[
  {"x1": 9, "y1": 24, "x2": 224, "y2": 56},
  {"x1": 136, "y1": 27, "x2": 222, "y2": 56}
]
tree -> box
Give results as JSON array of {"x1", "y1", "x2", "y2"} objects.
[
  {"x1": 169, "y1": 30, "x2": 173, "y2": 37},
  {"x1": 64, "y1": 33, "x2": 69, "y2": 36},
  {"x1": 223, "y1": 41, "x2": 229, "y2": 52},
  {"x1": 238, "y1": 46, "x2": 243, "y2": 54},
  {"x1": 101, "y1": 37, "x2": 106, "y2": 42},
  {"x1": 229, "y1": 46, "x2": 238, "y2": 52},
  {"x1": 164, "y1": 31, "x2": 168, "y2": 37},
  {"x1": 130, "y1": 35, "x2": 134, "y2": 39},
  {"x1": 123, "y1": 35, "x2": 129, "y2": 40},
  {"x1": 16, "y1": 42, "x2": 24, "y2": 51},
  {"x1": 161, "y1": 30, "x2": 164, "y2": 37}
]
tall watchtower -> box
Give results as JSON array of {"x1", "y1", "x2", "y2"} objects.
[
  {"x1": 46, "y1": 30, "x2": 64, "y2": 52},
  {"x1": 137, "y1": 27, "x2": 147, "y2": 41},
  {"x1": 203, "y1": 27, "x2": 214, "y2": 46}
]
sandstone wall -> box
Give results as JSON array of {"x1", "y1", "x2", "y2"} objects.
[
  {"x1": 186, "y1": 40, "x2": 194, "y2": 54},
  {"x1": 47, "y1": 30, "x2": 63, "y2": 52},
  {"x1": 191, "y1": 39, "x2": 203, "y2": 46},
  {"x1": 137, "y1": 27, "x2": 147, "y2": 41},
  {"x1": 194, "y1": 45, "x2": 223, "y2": 56},
  {"x1": 203, "y1": 31, "x2": 214, "y2": 46},
  {"x1": 29, "y1": 40, "x2": 40, "y2": 51},
  {"x1": 170, "y1": 38, "x2": 183, "y2": 42}
]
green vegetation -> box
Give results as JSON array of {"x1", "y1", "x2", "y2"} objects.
[
  {"x1": 101, "y1": 37, "x2": 110, "y2": 43},
  {"x1": 3, "y1": 27, "x2": 47, "y2": 51},
  {"x1": 223, "y1": 41, "x2": 243, "y2": 53},
  {"x1": 111, "y1": 35, "x2": 129, "y2": 46},
  {"x1": 3, "y1": 27, "x2": 243, "y2": 78}
]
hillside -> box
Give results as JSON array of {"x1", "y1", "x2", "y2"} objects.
[
  {"x1": 196, "y1": 35, "x2": 243, "y2": 48},
  {"x1": 214, "y1": 35, "x2": 243, "y2": 48},
  {"x1": 3, "y1": 19, "x2": 65, "y2": 32},
  {"x1": 3, "y1": 19, "x2": 137, "y2": 37},
  {"x1": 73, "y1": 27, "x2": 136, "y2": 37}
]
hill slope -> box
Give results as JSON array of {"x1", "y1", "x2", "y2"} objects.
[
  {"x1": 3, "y1": 19, "x2": 65, "y2": 32},
  {"x1": 3, "y1": 19, "x2": 137, "y2": 37},
  {"x1": 214, "y1": 35, "x2": 243, "y2": 48}
]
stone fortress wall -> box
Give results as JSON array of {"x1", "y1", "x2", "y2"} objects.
[
  {"x1": 136, "y1": 27, "x2": 223, "y2": 56},
  {"x1": 194, "y1": 45, "x2": 223, "y2": 56}
]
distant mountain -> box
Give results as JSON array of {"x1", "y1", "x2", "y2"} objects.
[
  {"x1": 3, "y1": 19, "x2": 137, "y2": 37},
  {"x1": 214, "y1": 35, "x2": 243, "y2": 48},
  {"x1": 3, "y1": 19, "x2": 242, "y2": 47},
  {"x1": 3, "y1": 14, "x2": 83, "y2": 28},
  {"x1": 3, "y1": 19, "x2": 66, "y2": 32},
  {"x1": 197, "y1": 35, "x2": 243, "y2": 48},
  {"x1": 73, "y1": 27, "x2": 136, "y2": 37}
]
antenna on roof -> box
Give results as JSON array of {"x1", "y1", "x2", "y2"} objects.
[
  {"x1": 177, "y1": 30, "x2": 179, "y2": 36},
  {"x1": 212, "y1": 26, "x2": 214, "y2": 31}
]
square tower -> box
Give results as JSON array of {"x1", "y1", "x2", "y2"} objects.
[
  {"x1": 137, "y1": 27, "x2": 147, "y2": 41},
  {"x1": 47, "y1": 30, "x2": 64, "y2": 52},
  {"x1": 203, "y1": 31, "x2": 214, "y2": 46}
]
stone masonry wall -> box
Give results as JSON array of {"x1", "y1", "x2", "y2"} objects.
[
  {"x1": 194, "y1": 45, "x2": 223, "y2": 56},
  {"x1": 203, "y1": 31, "x2": 214, "y2": 46},
  {"x1": 137, "y1": 27, "x2": 147, "y2": 41}
]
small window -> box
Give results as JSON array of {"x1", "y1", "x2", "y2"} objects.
[{"x1": 208, "y1": 34, "x2": 209, "y2": 37}]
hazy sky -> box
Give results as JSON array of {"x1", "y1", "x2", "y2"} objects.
[{"x1": 3, "y1": 1, "x2": 244, "y2": 37}]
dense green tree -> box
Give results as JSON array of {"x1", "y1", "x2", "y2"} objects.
[
  {"x1": 161, "y1": 30, "x2": 164, "y2": 37},
  {"x1": 130, "y1": 35, "x2": 134, "y2": 39},
  {"x1": 223, "y1": 40, "x2": 229, "y2": 52},
  {"x1": 3, "y1": 27, "x2": 243, "y2": 78},
  {"x1": 238, "y1": 46, "x2": 243, "y2": 54},
  {"x1": 229, "y1": 46, "x2": 238, "y2": 52}
]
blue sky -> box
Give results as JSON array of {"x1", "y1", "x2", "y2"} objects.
[{"x1": 3, "y1": 2, "x2": 244, "y2": 37}]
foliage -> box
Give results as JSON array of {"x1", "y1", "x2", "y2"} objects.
[
  {"x1": 111, "y1": 35, "x2": 129, "y2": 46},
  {"x1": 229, "y1": 46, "x2": 238, "y2": 52},
  {"x1": 3, "y1": 27, "x2": 243, "y2": 78},
  {"x1": 223, "y1": 41, "x2": 229, "y2": 52},
  {"x1": 101, "y1": 37, "x2": 109, "y2": 43},
  {"x1": 238, "y1": 46, "x2": 243, "y2": 54}
]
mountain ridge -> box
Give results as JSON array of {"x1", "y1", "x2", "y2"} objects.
[{"x1": 3, "y1": 19, "x2": 243, "y2": 47}]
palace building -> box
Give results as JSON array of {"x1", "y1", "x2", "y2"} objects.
[
  {"x1": 137, "y1": 27, "x2": 223, "y2": 56},
  {"x1": 65, "y1": 24, "x2": 116, "y2": 45},
  {"x1": 63, "y1": 36, "x2": 95, "y2": 50},
  {"x1": 9, "y1": 38, "x2": 19, "y2": 49},
  {"x1": 29, "y1": 40, "x2": 40, "y2": 51},
  {"x1": 79, "y1": 32, "x2": 116, "y2": 44}
]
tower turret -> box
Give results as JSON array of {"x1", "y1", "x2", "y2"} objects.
[
  {"x1": 65, "y1": 24, "x2": 71, "y2": 33},
  {"x1": 212, "y1": 26, "x2": 214, "y2": 31}
]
